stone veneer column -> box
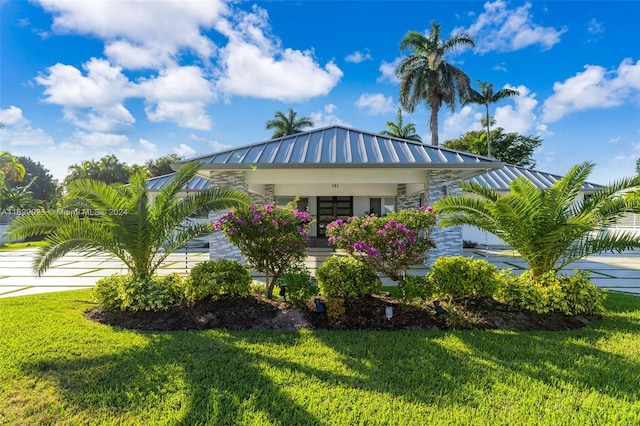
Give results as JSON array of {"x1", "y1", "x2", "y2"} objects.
[
  {"x1": 396, "y1": 183, "x2": 422, "y2": 211},
  {"x1": 426, "y1": 170, "x2": 464, "y2": 263},
  {"x1": 209, "y1": 171, "x2": 248, "y2": 263}
]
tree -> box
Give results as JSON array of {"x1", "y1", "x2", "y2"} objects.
[
  {"x1": 0, "y1": 151, "x2": 26, "y2": 187},
  {"x1": 396, "y1": 21, "x2": 474, "y2": 146},
  {"x1": 434, "y1": 162, "x2": 640, "y2": 279},
  {"x1": 464, "y1": 80, "x2": 519, "y2": 157},
  {"x1": 9, "y1": 157, "x2": 58, "y2": 204},
  {"x1": 64, "y1": 154, "x2": 136, "y2": 187},
  {"x1": 443, "y1": 128, "x2": 542, "y2": 167},
  {"x1": 5, "y1": 162, "x2": 251, "y2": 279},
  {"x1": 636, "y1": 158, "x2": 640, "y2": 175},
  {"x1": 145, "y1": 154, "x2": 183, "y2": 177},
  {"x1": 265, "y1": 108, "x2": 314, "y2": 139},
  {"x1": 380, "y1": 108, "x2": 422, "y2": 142}
]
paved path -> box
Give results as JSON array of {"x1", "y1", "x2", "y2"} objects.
[{"x1": 0, "y1": 247, "x2": 639, "y2": 298}]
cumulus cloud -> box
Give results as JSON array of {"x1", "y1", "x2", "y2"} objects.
[
  {"x1": 37, "y1": 0, "x2": 226, "y2": 69},
  {"x1": 494, "y1": 84, "x2": 545, "y2": 134},
  {"x1": 0, "y1": 106, "x2": 55, "y2": 147},
  {"x1": 215, "y1": 5, "x2": 342, "y2": 102},
  {"x1": 0, "y1": 106, "x2": 30, "y2": 126},
  {"x1": 117, "y1": 138, "x2": 159, "y2": 165},
  {"x1": 345, "y1": 50, "x2": 372, "y2": 63},
  {"x1": 440, "y1": 105, "x2": 484, "y2": 142},
  {"x1": 355, "y1": 93, "x2": 395, "y2": 115},
  {"x1": 174, "y1": 143, "x2": 197, "y2": 157},
  {"x1": 310, "y1": 104, "x2": 352, "y2": 128},
  {"x1": 459, "y1": 0, "x2": 567, "y2": 53},
  {"x1": 377, "y1": 58, "x2": 402, "y2": 84},
  {"x1": 66, "y1": 130, "x2": 130, "y2": 148},
  {"x1": 542, "y1": 58, "x2": 640, "y2": 122}
]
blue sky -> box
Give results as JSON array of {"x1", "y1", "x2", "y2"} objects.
[{"x1": 1, "y1": 0, "x2": 639, "y2": 184}]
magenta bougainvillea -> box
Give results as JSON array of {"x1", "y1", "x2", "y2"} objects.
[
  {"x1": 326, "y1": 207, "x2": 437, "y2": 281},
  {"x1": 214, "y1": 203, "x2": 312, "y2": 297}
]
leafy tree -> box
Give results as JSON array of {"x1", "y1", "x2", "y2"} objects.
[
  {"x1": 9, "y1": 156, "x2": 58, "y2": 204},
  {"x1": 265, "y1": 108, "x2": 314, "y2": 139},
  {"x1": 145, "y1": 154, "x2": 183, "y2": 177},
  {"x1": 64, "y1": 154, "x2": 137, "y2": 187},
  {"x1": 380, "y1": 108, "x2": 422, "y2": 142},
  {"x1": 434, "y1": 162, "x2": 640, "y2": 279},
  {"x1": 636, "y1": 158, "x2": 640, "y2": 175},
  {"x1": 396, "y1": 21, "x2": 474, "y2": 146},
  {"x1": 464, "y1": 80, "x2": 519, "y2": 157},
  {"x1": 5, "y1": 162, "x2": 251, "y2": 279},
  {"x1": 443, "y1": 128, "x2": 542, "y2": 167},
  {"x1": 0, "y1": 151, "x2": 26, "y2": 187}
]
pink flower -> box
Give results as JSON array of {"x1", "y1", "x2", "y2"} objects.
[{"x1": 264, "y1": 204, "x2": 274, "y2": 211}]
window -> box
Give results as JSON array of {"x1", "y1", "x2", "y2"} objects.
[
  {"x1": 383, "y1": 197, "x2": 396, "y2": 215},
  {"x1": 370, "y1": 197, "x2": 395, "y2": 216}
]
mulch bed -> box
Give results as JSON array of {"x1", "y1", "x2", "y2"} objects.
[{"x1": 85, "y1": 294, "x2": 599, "y2": 332}]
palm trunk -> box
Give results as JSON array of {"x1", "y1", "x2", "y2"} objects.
[
  {"x1": 485, "y1": 104, "x2": 491, "y2": 157},
  {"x1": 430, "y1": 103, "x2": 440, "y2": 146}
]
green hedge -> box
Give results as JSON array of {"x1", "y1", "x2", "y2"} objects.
[
  {"x1": 316, "y1": 256, "x2": 381, "y2": 299},
  {"x1": 184, "y1": 259, "x2": 252, "y2": 301}
]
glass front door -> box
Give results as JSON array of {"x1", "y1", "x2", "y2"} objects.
[{"x1": 317, "y1": 196, "x2": 353, "y2": 236}]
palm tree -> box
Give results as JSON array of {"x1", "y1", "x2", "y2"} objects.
[
  {"x1": 434, "y1": 162, "x2": 640, "y2": 279},
  {"x1": 464, "y1": 80, "x2": 519, "y2": 157},
  {"x1": 396, "y1": 21, "x2": 475, "y2": 146},
  {"x1": 380, "y1": 108, "x2": 422, "y2": 142},
  {"x1": 265, "y1": 108, "x2": 314, "y2": 139},
  {"x1": 4, "y1": 161, "x2": 251, "y2": 279}
]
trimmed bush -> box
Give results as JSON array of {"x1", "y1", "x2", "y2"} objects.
[
  {"x1": 276, "y1": 266, "x2": 318, "y2": 308},
  {"x1": 428, "y1": 256, "x2": 500, "y2": 299},
  {"x1": 316, "y1": 256, "x2": 381, "y2": 299},
  {"x1": 94, "y1": 273, "x2": 185, "y2": 312},
  {"x1": 184, "y1": 259, "x2": 252, "y2": 301},
  {"x1": 495, "y1": 270, "x2": 606, "y2": 315},
  {"x1": 397, "y1": 275, "x2": 433, "y2": 303}
]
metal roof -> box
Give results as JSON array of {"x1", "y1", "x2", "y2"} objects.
[
  {"x1": 145, "y1": 173, "x2": 211, "y2": 192},
  {"x1": 179, "y1": 125, "x2": 503, "y2": 169},
  {"x1": 467, "y1": 164, "x2": 603, "y2": 191}
]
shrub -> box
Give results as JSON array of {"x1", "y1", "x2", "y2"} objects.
[
  {"x1": 396, "y1": 275, "x2": 433, "y2": 303},
  {"x1": 276, "y1": 266, "x2": 318, "y2": 308},
  {"x1": 428, "y1": 256, "x2": 500, "y2": 299},
  {"x1": 316, "y1": 256, "x2": 381, "y2": 299},
  {"x1": 495, "y1": 270, "x2": 606, "y2": 315},
  {"x1": 184, "y1": 260, "x2": 252, "y2": 301},
  {"x1": 94, "y1": 273, "x2": 185, "y2": 312}
]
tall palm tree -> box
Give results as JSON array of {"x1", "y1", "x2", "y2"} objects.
[
  {"x1": 4, "y1": 161, "x2": 251, "y2": 279},
  {"x1": 380, "y1": 108, "x2": 422, "y2": 142},
  {"x1": 396, "y1": 21, "x2": 475, "y2": 146},
  {"x1": 265, "y1": 108, "x2": 314, "y2": 139},
  {"x1": 434, "y1": 162, "x2": 640, "y2": 279},
  {"x1": 464, "y1": 80, "x2": 519, "y2": 157}
]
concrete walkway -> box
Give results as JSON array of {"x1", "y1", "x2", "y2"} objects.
[{"x1": 0, "y1": 247, "x2": 639, "y2": 298}]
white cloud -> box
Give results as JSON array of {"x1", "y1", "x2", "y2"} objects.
[
  {"x1": 608, "y1": 135, "x2": 622, "y2": 144},
  {"x1": 542, "y1": 58, "x2": 640, "y2": 122},
  {"x1": 587, "y1": 18, "x2": 604, "y2": 35},
  {"x1": 441, "y1": 105, "x2": 483, "y2": 141},
  {"x1": 174, "y1": 143, "x2": 197, "y2": 157},
  {"x1": 491, "y1": 63, "x2": 508, "y2": 72},
  {"x1": 0, "y1": 106, "x2": 30, "y2": 126},
  {"x1": 210, "y1": 140, "x2": 232, "y2": 152},
  {"x1": 460, "y1": 0, "x2": 567, "y2": 53},
  {"x1": 310, "y1": 104, "x2": 352, "y2": 128},
  {"x1": 136, "y1": 66, "x2": 215, "y2": 130},
  {"x1": 355, "y1": 93, "x2": 395, "y2": 115},
  {"x1": 0, "y1": 106, "x2": 55, "y2": 147},
  {"x1": 345, "y1": 50, "x2": 372, "y2": 63},
  {"x1": 377, "y1": 58, "x2": 402, "y2": 84},
  {"x1": 66, "y1": 130, "x2": 129, "y2": 148},
  {"x1": 494, "y1": 84, "x2": 544, "y2": 134},
  {"x1": 215, "y1": 5, "x2": 342, "y2": 102},
  {"x1": 116, "y1": 138, "x2": 159, "y2": 165},
  {"x1": 37, "y1": 0, "x2": 226, "y2": 69}
]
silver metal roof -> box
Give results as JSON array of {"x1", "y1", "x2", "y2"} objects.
[
  {"x1": 179, "y1": 125, "x2": 503, "y2": 169},
  {"x1": 145, "y1": 173, "x2": 211, "y2": 192},
  {"x1": 467, "y1": 164, "x2": 603, "y2": 191}
]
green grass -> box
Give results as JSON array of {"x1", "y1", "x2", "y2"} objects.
[
  {"x1": 1, "y1": 291, "x2": 639, "y2": 425},
  {"x1": 0, "y1": 241, "x2": 48, "y2": 251}
]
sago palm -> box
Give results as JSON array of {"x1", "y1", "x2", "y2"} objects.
[
  {"x1": 380, "y1": 108, "x2": 422, "y2": 142},
  {"x1": 396, "y1": 21, "x2": 474, "y2": 146},
  {"x1": 265, "y1": 108, "x2": 314, "y2": 139},
  {"x1": 464, "y1": 80, "x2": 519, "y2": 157},
  {"x1": 434, "y1": 162, "x2": 640, "y2": 278},
  {"x1": 4, "y1": 161, "x2": 251, "y2": 278}
]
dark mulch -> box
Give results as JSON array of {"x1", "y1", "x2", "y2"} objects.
[{"x1": 85, "y1": 294, "x2": 599, "y2": 332}]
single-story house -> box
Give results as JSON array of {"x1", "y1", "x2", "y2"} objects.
[{"x1": 146, "y1": 124, "x2": 612, "y2": 261}]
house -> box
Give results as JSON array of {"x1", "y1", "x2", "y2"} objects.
[{"x1": 147, "y1": 125, "x2": 505, "y2": 262}]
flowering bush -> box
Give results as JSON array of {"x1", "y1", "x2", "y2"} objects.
[
  {"x1": 326, "y1": 207, "x2": 437, "y2": 281},
  {"x1": 214, "y1": 203, "x2": 312, "y2": 297}
]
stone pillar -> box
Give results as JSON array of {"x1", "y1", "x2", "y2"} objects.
[
  {"x1": 209, "y1": 171, "x2": 248, "y2": 263},
  {"x1": 426, "y1": 170, "x2": 465, "y2": 263}
]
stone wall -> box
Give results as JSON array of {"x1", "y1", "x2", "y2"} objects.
[{"x1": 425, "y1": 170, "x2": 464, "y2": 262}]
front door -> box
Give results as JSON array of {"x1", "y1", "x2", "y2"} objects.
[{"x1": 317, "y1": 196, "x2": 353, "y2": 237}]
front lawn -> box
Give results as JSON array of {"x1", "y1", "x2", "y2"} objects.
[{"x1": 1, "y1": 290, "x2": 639, "y2": 425}]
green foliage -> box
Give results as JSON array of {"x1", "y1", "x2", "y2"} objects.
[
  {"x1": 327, "y1": 207, "x2": 437, "y2": 281},
  {"x1": 428, "y1": 256, "x2": 500, "y2": 299},
  {"x1": 265, "y1": 108, "x2": 314, "y2": 139},
  {"x1": 443, "y1": 127, "x2": 541, "y2": 167},
  {"x1": 316, "y1": 255, "x2": 381, "y2": 299},
  {"x1": 94, "y1": 273, "x2": 185, "y2": 312},
  {"x1": 4, "y1": 161, "x2": 250, "y2": 279},
  {"x1": 435, "y1": 162, "x2": 640, "y2": 278},
  {"x1": 215, "y1": 203, "x2": 312, "y2": 297},
  {"x1": 144, "y1": 154, "x2": 183, "y2": 177},
  {"x1": 184, "y1": 260, "x2": 252, "y2": 301},
  {"x1": 325, "y1": 297, "x2": 346, "y2": 319},
  {"x1": 64, "y1": 154, "x2": 139, "y2": 187},
  {"x1": 396, "y1": 275, "x2": 433, "y2": 303},
  {"x1": 10, "y1": 156, "x2": 58, "y2": 204},
  {"x1": 380, "y1": 107, "x2": 422, "y2": 142},
  {"x1": 276, "y1": 266, "x2": 318, "y2": 308},
  {"x1": 495, "y1": 270, "x2": 606, "y2": 315}
]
